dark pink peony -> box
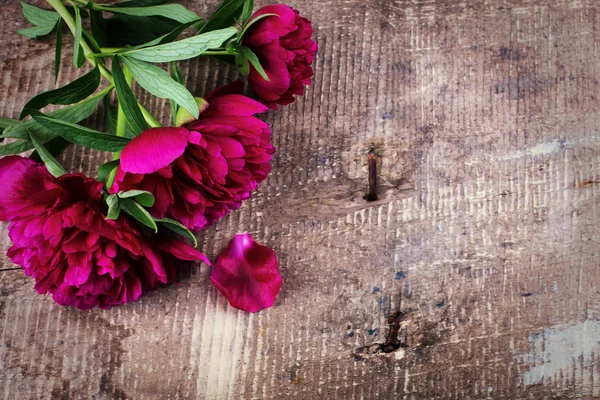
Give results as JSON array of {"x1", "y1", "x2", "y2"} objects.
[
  {"x1": 0, "y1": 156, "x2": 209, "y2": 310},
  {"x1": 111, "y1": 82, "x2": 275, "y2": 231},
  {"x1": 242, "y1": 4, "x2": 317, "y2": 109},
  {"x1": 210, "y1": 233, "x2": 281, "y2": 312}
]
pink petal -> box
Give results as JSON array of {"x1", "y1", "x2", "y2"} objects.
[
  {"x1": 0, "y1": 156, "x2": 51, "y2": 220},
  {"x1": 210, "y1": 233, "x2": 282, "y2": 312},
  {"x1": 120, "y1": 127, "x2": 190, "y2": 174},
  {"x1": 201, "y1": 95, "x2": 269, "y2": 117},
  {"x1": 244, "y1": 5, "x2": 297, "y2": 47},
  {"x1": 205, "y1": 81, "x2": 245, "y2": 100}
]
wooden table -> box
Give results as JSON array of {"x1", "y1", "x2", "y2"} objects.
[{"x1": 1, "y1": 0, "x2": 600, "y2": 398}]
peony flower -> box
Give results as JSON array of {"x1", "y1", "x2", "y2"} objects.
[
  {"x1": 210, "y1": 233, "x2": 281, "y2": 312},
  {"x1": 0, "y1": 156, "x2": 209, "y2": 310},
  {"x1": 242, "y1": 4, "x2": 318, "y2": 109},
  {"x1": 111, "y1": 82, "x2": 275, "y2": 231}
]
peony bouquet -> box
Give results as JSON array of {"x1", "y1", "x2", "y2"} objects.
[{"x1": 0, "y1": 0, "x2": 316, "y2": 311}]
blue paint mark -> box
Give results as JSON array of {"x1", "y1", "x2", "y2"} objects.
[
  {"x1": 522, "y1": 292, "x2": 533, "y2": 297},
  {"x1": 535, "y1": 332, "x2": 541, "y2": 339},
  {"x1": 372, "y1": 286, "x2": 381, "y2": 294},
  {"x1": 347, "y1": 331, "x2": 354, "y2": 337},
  {"x1": 436, "y1": 300, "x2": 446, "y2": 308},
  {"x1": 368, "y1": 328, "x2": 378, "y2": 336},
  {"x1": 395, "y1": 271, "x2": 406, "y2": 280}
]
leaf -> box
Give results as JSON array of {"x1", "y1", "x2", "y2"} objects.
[
  {"x1": 98, "y1": 159, "x2": 120, "y2": 183},
  {"x1": 104, "y1": 14, "x2": 181, "y2": 47},
  {"x1": 239, "y1": 45, "x2": 269, "y2": 81},
  {"x1": 73, "y1": 4, "x2": 84, "y2": 68},
  {"x1": 28, "y1": 129, "x2": 67, "y2": 177},
  {"x1": 99, "y1": 4, "x2": 201, "y2": 24},
  {"x1": 122, "y1": 56, "x2": 198, "y2": 118},
  {"x1": 20, "y1": 66, "x2": 100, "y2": 119},
  {"x1": 112, "y1": 0, "x2": 171, "y2": 7},
  {"x1": 31, "y1": 111, "x2": 130, "y2": 152},
  {"x1": 54, "y1": 18, "x2": 62, "y2": 82},
  {"x1": 175, "y1": 97, "x2": 207, "y2": 126},
  {"x1": 199, "y1": 0, "x2": 244, "y2": 34},
  {"x1": 16, "y1": 25, "x2": 55, "y2": 39},
  {"x1": 0, "y1": 118, "x2": 17, "y2": 130},
  {"x1": 89, "y1": 9, "x2": 107, "y2": 47},
  {"x1": 29, "y1": 137, "x2": 70, "y2": 162},
  {"x1": 116, "y1": 190, "x2": 155, "y2": 207},
  {"x1": 154, "y1": 217, "x2": 198, "y2": 247},
  {"x1": 120, "y1": 198, "x2": 158, "y2": 232},
  {"x1": 119, "y1": 19, "x2": 202, "y2": 53},
  {"x1": 105, "y1": 194, "x2": 121, "y2": 219},
  {"x1": 239, "y1": 13, "x2": 278, "y2": 39},
  {"x1": 121, "y1": 27, "x2": 237, "y2": 63},
  {"x1": 2, "y1": 94, "x2": 104, "y2": 141},
  {"x1": 0, "y1": 140, "x2": 34, "y2": 156},
  {"x1": 169, "y1": 62, "x2": 184, "y2": 123},
  {"x1": 235, "y1": 52, "x2": 249, "y2": 76},
  {"x1": 112, "y1": 57, "x2": 148, "y2": 134},
  {"x1": 20, "y1": 2, "x2": 59, "y2": 27},
  {"x1": 241, "y1": 0, "x2": 253, "y2": 25}
]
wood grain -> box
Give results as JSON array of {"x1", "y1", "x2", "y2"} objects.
[{"x1": 1, "y1": 0, "x2": 600, "y2": 398}]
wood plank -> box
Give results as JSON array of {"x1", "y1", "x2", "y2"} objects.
[{"x1": 1, "y1": 0, "x2": 600, "y2": 398}]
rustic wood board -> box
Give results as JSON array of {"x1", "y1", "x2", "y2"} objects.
[{"x1": 1, "y1": 0, "x2": 600, "y2": 398}]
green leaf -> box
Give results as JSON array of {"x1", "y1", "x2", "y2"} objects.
[
  {"x1": 169, "y1": 62, "x2": 183, "y2": 124},
  {"x1": 20, "y1": 2, "x2": 59, "y2": 27},
  {"x1": 54, "y1": 18, "x2": 62, "y2": 82},
  {"x1": 16, "y1": 25, "x2": 55, "y2": 39},
  {"x1": 239, "y1": 13, "x2": 278, "y2": 39},
  {"x1": 0, "y1": 140, "x2": 34, "y2": 156},
  {"x1": 112, "y1": 0, "x2": 171, "y2": 7},
  {"x1": 116, "y1": 190, "x2": 155, "y2": 207},
  {"x1": 235, "y1": 52, "x2": 249, "y2": 76},
  {"x1": 20, "y1": 66, "x2": 100, "y2": 119},
  {"x1": 105, "y1": 194, "x2": 121, "y2": 220},
  {"x1": 199, "y1": 0, "x2": 244, "y2": 34},
  {"x1": 239, "y1": 45, "x2": 269, "y2": 81},
  {"x1": 175, "y1": 97, "x2": 207, "y2": 126},
  {"x1": 154, "y1": 217, "x2": 198, "y2": 247},
  {"x1": 29, "y1": 137, "x2": 70, "y2": 162},
  {"x1": 2, "y1": 94, "x2": 104, "y2": 141},
  {"x1": 31, "y1": 111, "x2": 130, "y2": 152},
  {"x1": 112, "y1": 57, "x2": 148, "y2": 134},
  {"x1": 121, "y1": 27, "x2": 237, "y2": 63},
  {"x1": 73, "y1": 4, "x2": 84, "y2": 68},
  {"x1": 99, "y1": 4, "x2": 200, "y2": 24},
  {"x1": 0, "y1": 118, "x2": 17, "y2": 130},
  {"x1": 120, "y1": 198, "x2": 158, "y2": 232},
  {"x1": 28, "y1": 129, "x2": 67, "y2": 177},
  {"x1": 241, "y1": 0, "x2": 253, "y2": 25},
  {"x1": 120, "y1": 20, "x2": 201, "y2": 53},
  {"x1": 98, "y1": 159, "x2": 120, "y2": 183},
  {"x1": 122, "y1": 56, "x2": 198, "y2": 118}
]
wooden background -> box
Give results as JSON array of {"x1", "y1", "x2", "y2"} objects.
[{"x1": 1, "y1": 0, "x2": 600, "y2": 398}]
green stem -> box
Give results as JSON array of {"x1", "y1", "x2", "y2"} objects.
[
  {"x1": 46, "y1": 0, "x2": 95, "y2": 63},
  {"x1": 46, "y1": 0, "x2": 162, "y2": 129},
  {"x1": 202, "y1": 50, "x2": 232, "y2": 56}
]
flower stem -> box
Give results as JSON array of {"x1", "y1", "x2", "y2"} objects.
[
  {"x1": 202, "y1": 50, "x2": 232, "y2": 56},
  {"x1": 46, "y1": 0, "x2": 162, "y2": 129}
]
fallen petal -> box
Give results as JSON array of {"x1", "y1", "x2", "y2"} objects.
[{"x1": 210, "y1": 233, "x2": 282, "y2": 312}]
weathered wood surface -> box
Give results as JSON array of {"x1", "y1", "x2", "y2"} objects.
[{"x1": 2, "y1": 0, "x2": 600, "y2": 398}]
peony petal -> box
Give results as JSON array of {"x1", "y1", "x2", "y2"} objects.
[
  {"x1": 201, "y1": 95, "x2": 269, "y2": 117},
  {"x1": 244, "y1": 5, "x2": 297, "y2": 47},
  {"x1": 210, "y1": 233, "x2": 282, "y2": 312},
  {"x1": 205, "y1": 81, "x2": 245, "y2": 100},
  {"x1": 0, "y1": 156, "x2": 52, "y2": 220},
  {"x1": 120, "y1": 127, "x2": 190, "y2": 174},
  {"x1": 155, "y1": 237, "x2": 210, "y2": 264}
]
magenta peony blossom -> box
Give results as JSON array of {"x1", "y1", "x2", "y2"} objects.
[
  {"x1": 210, "y1": 233, "x2": 282, "y2": 312},
  {"x1": 111, "y1": 82, "x2": 275, "y2": 231},
  {"x1": 0, "y1": 156, "x2": 209, "y2": 310},
  {"x1": 242, "y1": 4, "x2": 318, "y2": 109}
]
